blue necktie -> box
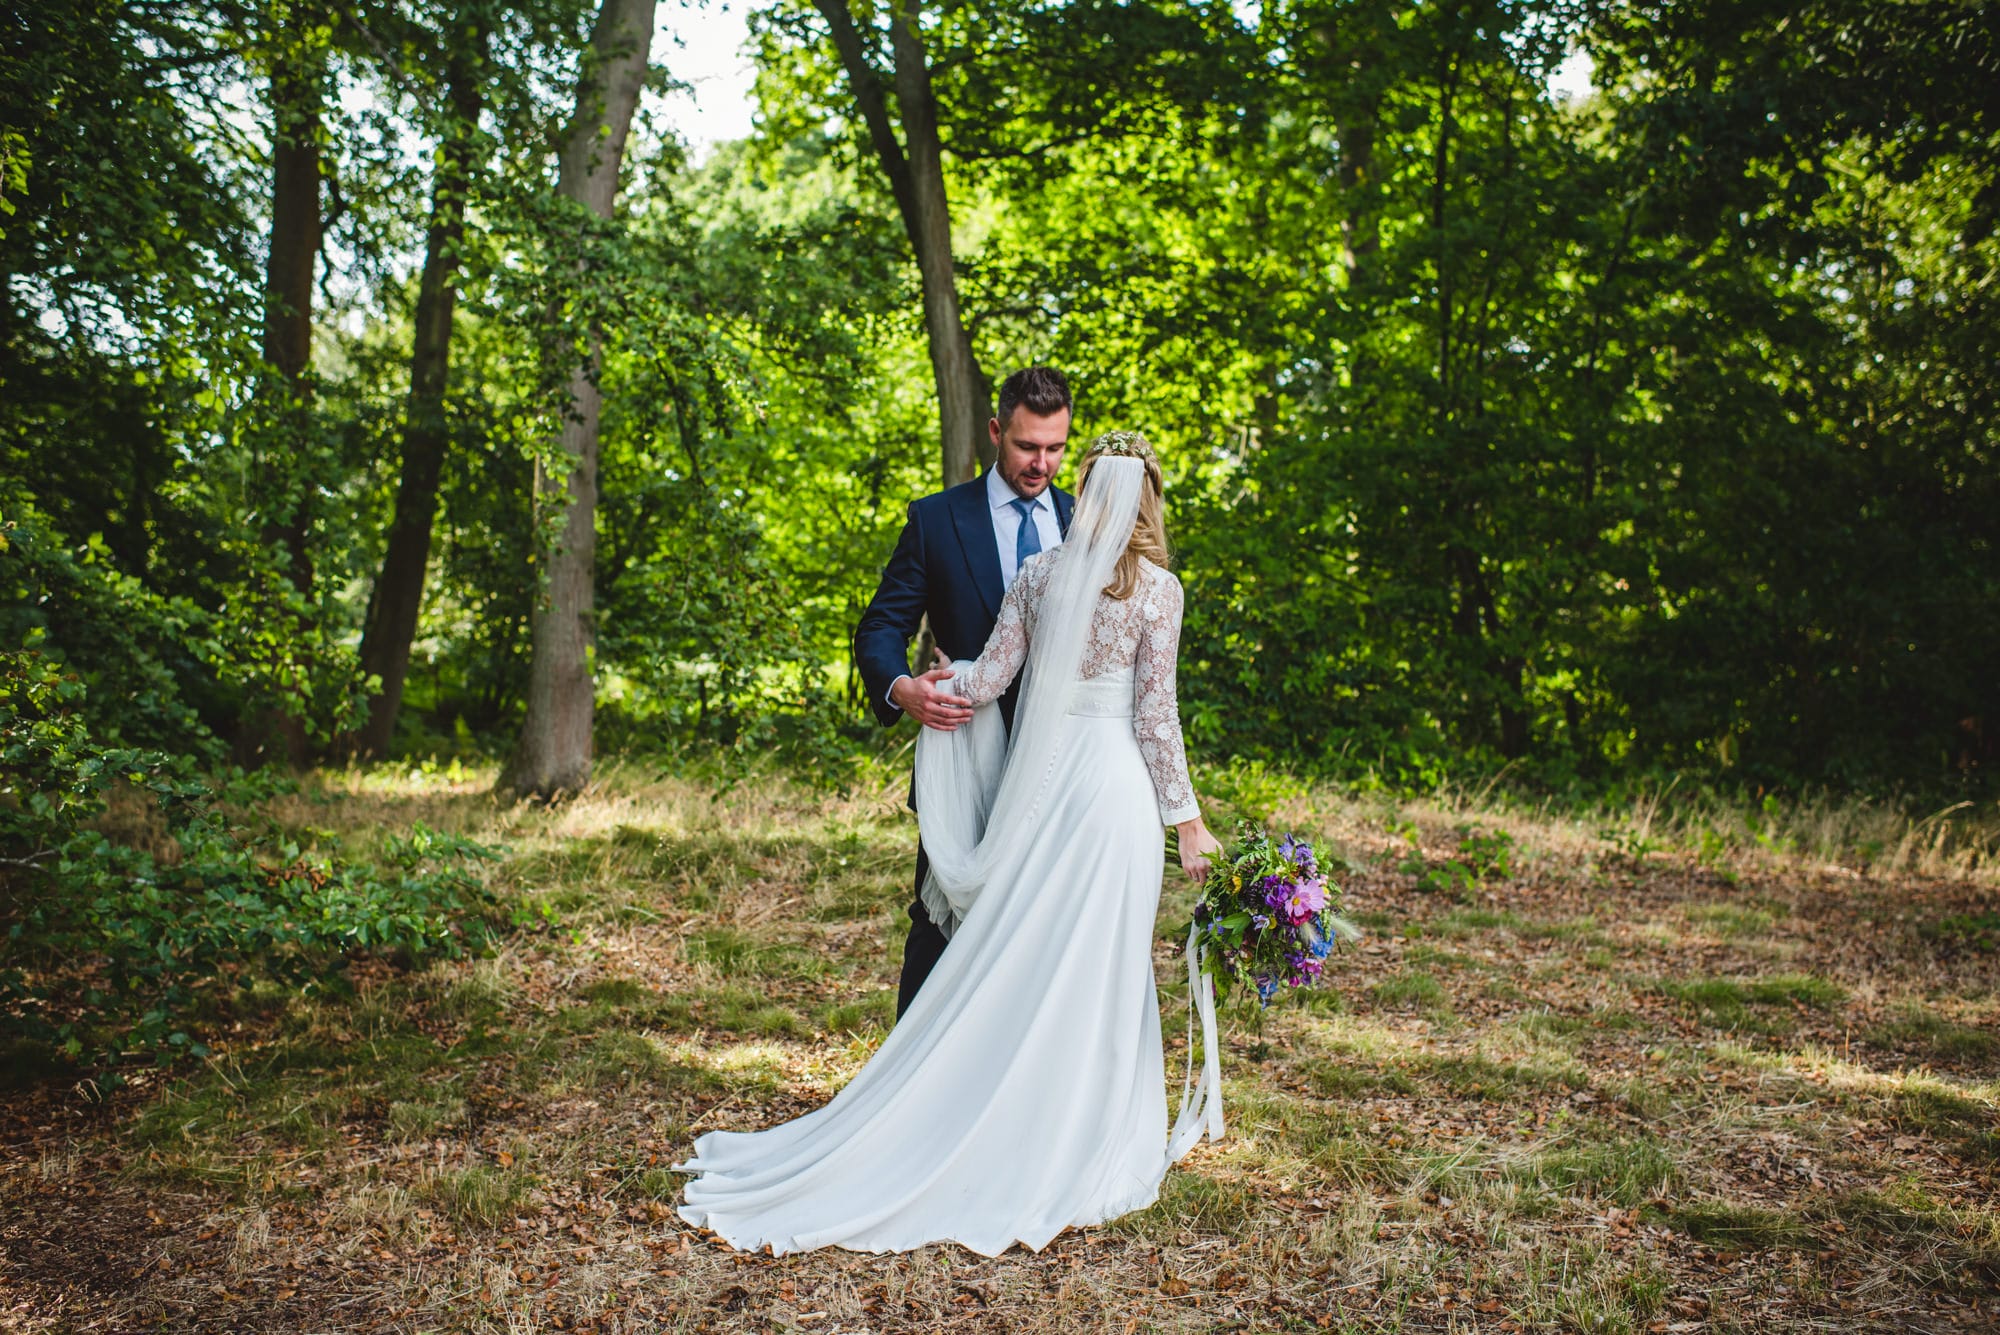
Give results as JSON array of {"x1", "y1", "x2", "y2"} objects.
[{"x1": 1009, "y1": 496, "x2": 1042, "y2": 570}]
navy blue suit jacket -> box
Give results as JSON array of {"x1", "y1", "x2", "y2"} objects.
[{"x1": 854, "y1": 473, "x2": 1075, "y2": 734}]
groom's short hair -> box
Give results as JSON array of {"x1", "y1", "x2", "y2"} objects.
[{"x1": 996, "y1": 366, "x2": 1072, "y2": 427}]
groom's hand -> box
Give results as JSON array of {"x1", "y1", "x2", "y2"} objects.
[{"x1": 892, "y1": 666, "x2": 974, "y2": 731}]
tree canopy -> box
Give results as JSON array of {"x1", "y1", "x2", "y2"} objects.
[{"x1": 3, "y1": 0, "x2": 1994, "y2": 795}]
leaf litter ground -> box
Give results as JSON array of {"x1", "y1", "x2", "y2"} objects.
[{"x1": 1, "y1": 764, "x2": 1995, "y2": 1333}]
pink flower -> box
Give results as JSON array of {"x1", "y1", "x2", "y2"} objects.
[{"x1": 1280, "y1": 878, "x2": 1327, "y2": 924}]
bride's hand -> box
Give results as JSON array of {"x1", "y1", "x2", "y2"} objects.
[{"x1": 1177, "y1": 818, "x2": 1222, "y2": 884}]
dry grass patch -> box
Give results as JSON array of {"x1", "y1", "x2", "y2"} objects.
[{"x1": 0, "y1": 763, "x2": 1995, "y2": 1334}]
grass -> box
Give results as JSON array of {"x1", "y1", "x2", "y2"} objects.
[
  {"x1": 1921, "y1": 910, "x2": 2000, "y2": 952},
  {"x1": 683, "y1": 926, "x2": 829, "y2": 981},
  {"x1": 1, "y1": 761, "x2": 1995, "y2": 1333},
  {"x1": 1656, "y1": 1201, "x2": 1811, "y2": 1250},
  {"x1": 576, "y1": 1029, "x2": 679, "y2": 1088},
  {"x1": 1655, "y1": 973, "x2": 1848, "y2": 1029},
  {"x1": 1512, "y1": 1007, "x2": 1639, "y2": 1041},
  {"x1": 1867, "y1": 1005, "x2": 1996, "y2": 1062},
  {"x1": 1405, "y1": 907, "x2": 1611, "y2": 947},
  {"x1": 1891, "y1": 1078, "x2": 2000, "y2": 1162},
  {"x1": 818, "y1": 988, "x2": 898, "y2": 1035},
  {"x1": 1417, "y1": 1051, "x2": 1578, "y2": 1099},
  {"x1": 1112, "y1": 1171, "x2": 1263, "y2": 1239},
  {"x1": 1827, "y1": 1180, "x2": 2000, "y2": 1282},
  {"x1": 1369, "y1": 969, "x2": 1448, "y2": 1008},
  {"x1": 1505, "y1": 1134, "x2": 1679, "y2": 1208},
  {"x1": 1686, "y1": 899, "x2": 1785, "y2": 939},
  {"x1": 420, "y1": 1163, "x2": 534, "y2": 1228},
  {"x1": 386, "y1": 1095, "x2": 466, "y2": 1141}
]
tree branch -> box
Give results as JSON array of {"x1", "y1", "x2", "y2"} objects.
[
  {"x1": 964, "y1": 301, "x2": 1055, "y2": 336},
  {"x1": 811, "y1": 0, "x2": 916, "y2": 231}
]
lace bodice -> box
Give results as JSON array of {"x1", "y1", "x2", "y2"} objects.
[{"x1": 954, "y1": 553, "x2": 1200, "y2": 825}]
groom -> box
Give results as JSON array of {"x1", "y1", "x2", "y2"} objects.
[{"x1": 854, "y1": 366, "x2": 1076, "y2": 1018}]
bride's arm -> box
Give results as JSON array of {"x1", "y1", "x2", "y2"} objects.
[
  {"x1": 1134, "y1": 571, "x2": 1201, "y2": 826},
  {"x1": 1135, "y1": 572, "x2": 1222, "y2": 879},
  {"x1": 947, "y1": 556, "x2": 1040, "y2": 709}
]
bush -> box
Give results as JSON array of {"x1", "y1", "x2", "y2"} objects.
[
  {"x1": 0, "y1": 500, "x2": 373, "y2": 761},
  {"x1": 0, "y1": 645, "x2": 501, "y2": 1071},
  {"x1": 1399, "y1": 823, "x2": 1518, "y2": 898}
]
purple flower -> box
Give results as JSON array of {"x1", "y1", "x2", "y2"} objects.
[{"x1": 1280, "y1": 832, "x2": 1320, "y2": 875}]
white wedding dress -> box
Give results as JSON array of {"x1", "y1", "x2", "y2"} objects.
[{"x1": 677, "y1": 457, "x2": 1222, "y2": 1255}]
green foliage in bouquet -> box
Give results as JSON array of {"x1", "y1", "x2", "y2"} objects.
[{"x1": 1185, "y1": 822, "x2": 1362, "y2": 1009}]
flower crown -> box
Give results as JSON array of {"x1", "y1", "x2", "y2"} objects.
[{"x1": 1084, "y1": 430, "x2": 1157, "y2": 466}]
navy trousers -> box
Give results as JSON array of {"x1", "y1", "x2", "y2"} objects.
[{"x1": 895, "y1": 842, "x2": 949, "y2": 1019}]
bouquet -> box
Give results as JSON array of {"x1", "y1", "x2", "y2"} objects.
[
  {"x1": 1183, "y1": 822, "x2": 1362, "y2": 1008},
  {"x1": 1163, "y1": 823, "x2": 1362, "y2": 1158}
]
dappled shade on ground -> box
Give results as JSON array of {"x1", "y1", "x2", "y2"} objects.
[{"x1": 1, "y1": 765, "x2": 1995, "y2": 1332}]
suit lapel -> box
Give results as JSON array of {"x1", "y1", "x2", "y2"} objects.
[
  {"x1": 950, "y1": 476, "x2": 1005, "y2": 621},
  {"x1": 1053, "y1": 485, "x2": 1074, "y2": 537}
]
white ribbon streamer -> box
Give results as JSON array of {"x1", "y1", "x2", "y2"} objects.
[{"x1": 1166, "y1": 922, "x2": 1224, "y2": 1163}]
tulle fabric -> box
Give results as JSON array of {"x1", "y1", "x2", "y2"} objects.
[{"x1": 914, "y1": 457, "x2": 1146, "y2": 935}]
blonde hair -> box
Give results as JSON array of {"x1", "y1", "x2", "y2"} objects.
[{"x1": 1075, "y1": 432, "x2": 1168, "y2": 600}]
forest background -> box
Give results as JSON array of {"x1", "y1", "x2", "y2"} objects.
[{"x1": 1, "y1": 0, "x2": 1997, "y2": 1065}]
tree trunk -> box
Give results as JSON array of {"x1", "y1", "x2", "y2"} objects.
[
  {"x1": 238, "y1": 18, "x2": 324, "y2": 769},
  {"x1": 1431, "y1": 50, "x2": 1458, "y2": 406},
  {"x1": 887, "y1": 10, "x2": 986, "y2": 484},
  {"x1": 501, "y1": 0, "x2": 655, "y2": 801},
  {"x1": 352, "y1": 14, "x2": 489, "y2": 759},
  {"x1": 262, "y1": 47, "x2": 320, "y2": 583},
  {"x1": 1337, "y1": 112, "x2": 1379, "y2": 278},
  {"x1": 1498, "y1": 660, "x2": 1530, "y2": 759},
  {"x1": 815, "y1": 0, "x2": 987, "y2": 487}
]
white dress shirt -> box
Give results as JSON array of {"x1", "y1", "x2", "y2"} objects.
[
  {"x1": 887, "y1": 470, "x2": 1066, "y2": 708},
  {"x1": 987, "y1": 466, "x2": 1064, "y2": 589}
]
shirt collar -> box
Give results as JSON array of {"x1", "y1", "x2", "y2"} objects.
[{"x1": 986, "y1": 467, "x2": 1046, "y2": 513}]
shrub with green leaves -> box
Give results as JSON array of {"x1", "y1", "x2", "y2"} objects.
[
  {"x1": 1402, "y1": 823, "x2": 1518, "y2": 898},
  {"x1": 0, "y1": 647, "x2": 502, "y2": 1070},
  {"x1": 0, "y1": 500, "x2": 374, "y2": 762}
]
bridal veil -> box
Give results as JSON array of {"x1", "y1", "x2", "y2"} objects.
[{"x1": 914, "y1": 455, "x2": 1147, "y2": 936}]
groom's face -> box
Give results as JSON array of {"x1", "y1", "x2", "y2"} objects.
[{"x1": 991, "y1": 407, "x2": 1071, "y2": 500}]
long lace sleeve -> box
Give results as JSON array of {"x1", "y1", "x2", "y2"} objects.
[
  {"x1": 951, "y1": 556, "x2": 1042, "y2": 707},
  {"x1": 1133, "y1": 569, "x2": 1199, "y2": 825}
]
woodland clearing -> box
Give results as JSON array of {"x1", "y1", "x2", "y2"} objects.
[{"x1": 2, "y1": 764, "x2": 1995, "y2": 1333}]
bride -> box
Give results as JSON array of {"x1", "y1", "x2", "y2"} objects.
[{"x1": 677, "y1": 431, "x2": 1226, "y2": 1255}]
